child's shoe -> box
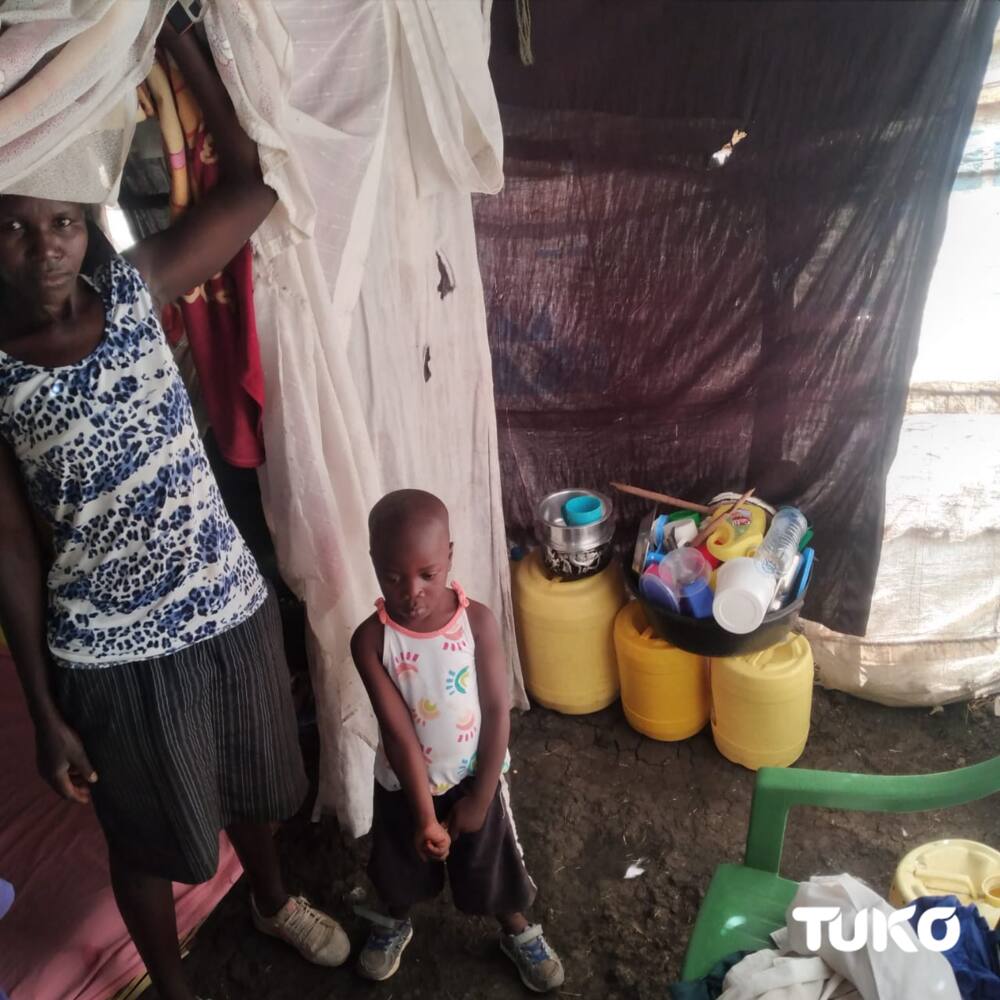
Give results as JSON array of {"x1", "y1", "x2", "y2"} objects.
[
  {"x1": 500, "y1": 924, "x2": 565, "y2": 993},
  {"x1": 357, "y1": 913, "x2": 414, "y2": 981},
  {"x1": 251, "y1": 894, "x2": 350, "y2": 967}
]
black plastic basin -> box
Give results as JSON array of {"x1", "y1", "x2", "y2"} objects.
[{"x1": 625, "y1": 568, "x2": 806, "y2": 657}]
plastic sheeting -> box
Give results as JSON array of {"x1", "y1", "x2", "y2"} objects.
[
  {"x1": 805, "y1": 410, "x2": 1000, "y2": 706},
  {"x1": 476, "y1": 0, "x2": 1000, "y2": 637}
]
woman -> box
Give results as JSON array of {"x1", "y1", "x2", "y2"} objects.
[{"x1": 0, "y1": 21, "x2": 347, "y2": 1000}]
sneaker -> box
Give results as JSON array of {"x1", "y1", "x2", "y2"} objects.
[
  {"x1": 356, "y1": 911, "x2": 414, "y2": 981},
  {"x1": 500, "y1": 924, "x2": 565, "y2": 993},
  {"x1": 251, "y1": 894, "x2": 350, "y2": 967}
]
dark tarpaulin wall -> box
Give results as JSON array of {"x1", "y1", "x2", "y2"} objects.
[{"x1": 475, "y1": 0, "x2": 999, "y2": 636}]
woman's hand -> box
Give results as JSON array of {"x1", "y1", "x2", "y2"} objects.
[
  {"x1": 415, "y1": 819, "x2": 451, "y2": 862},
  {"x1": 36, "y1": 716, "x2": 97, "y2": 804},
  {"x1": 445, "y1": 794, "x2": 490, "y2": 842}
]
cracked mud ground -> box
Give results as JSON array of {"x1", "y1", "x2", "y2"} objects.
[{"x1": 166, "y1": 689, "x2": 998, "y2": 1000}]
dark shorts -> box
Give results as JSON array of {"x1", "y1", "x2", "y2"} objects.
[
  {"x1": 54, "y1": 590, "x2": 308, "y2": 884},
  {"x1": 369, "y1": 776, "x2": 537, "y2": 915}
]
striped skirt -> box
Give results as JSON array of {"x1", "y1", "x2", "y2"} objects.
[{"x1": 54, "y1": 590, "x2": 308, "y2": 884}]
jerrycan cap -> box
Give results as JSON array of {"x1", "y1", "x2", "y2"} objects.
[{"x1": 742, "y1": 633, "x2": 810, "y2": 675}]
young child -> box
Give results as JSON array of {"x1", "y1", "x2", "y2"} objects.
[{"x1": 351, "y1": 490, "x2": 564, "y2": 992}]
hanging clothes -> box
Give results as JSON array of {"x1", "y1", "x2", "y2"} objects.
[{"x1": 137, "y1": 52, "x2": 266, "y2": 468}]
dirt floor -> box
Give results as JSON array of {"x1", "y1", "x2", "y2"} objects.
[{"x1": 168, "y1": 686, "x2": 999, "y2": 1000}]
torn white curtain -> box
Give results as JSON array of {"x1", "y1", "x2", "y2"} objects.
[
  {"x1": 0, "y1": 0, "x2": 171, "y2": 201},
  {"x1": 204, "y1": 0, "x2": 524, "y2": 836},
  {"x1": 346, "y1": 3, "x2": 522, "y2": 711}
]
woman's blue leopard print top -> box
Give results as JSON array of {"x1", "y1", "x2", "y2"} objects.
[{"x1": 0, "y1": 257, "x2": 266, "y2": 667}]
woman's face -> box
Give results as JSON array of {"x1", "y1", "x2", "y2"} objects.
[{"x1": 0, "y1": 196, "x2": 88, "y2": 310}]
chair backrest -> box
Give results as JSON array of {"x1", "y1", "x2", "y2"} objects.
[{"x1": 743, "y1": 755, "x2": 1000, "y2": 874}]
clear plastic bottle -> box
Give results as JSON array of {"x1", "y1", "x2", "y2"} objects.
[{"x1": 754, "y1": 507, "x2": 808, "y2": 579}]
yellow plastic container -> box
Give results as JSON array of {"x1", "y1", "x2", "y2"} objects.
[
  {"x1": 705, "y1": 502, "x2": 767, "y2": 562},
  {"x1": 889, "y1": 839, "x2": 1000, "y2": 929},
  {"x1": 710, "y1": 633, "x2": 813, "y2": 769},
  {"x1": 613, "y1": 601, "x2": 709, "y2": 741},
  {"x1": 513, "y1": 551, "x2": 625, "y2": 714}
]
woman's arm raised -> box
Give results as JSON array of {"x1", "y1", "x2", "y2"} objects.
[{"x1": 126, "y1": 22, "x2": 277, "y2": 306}]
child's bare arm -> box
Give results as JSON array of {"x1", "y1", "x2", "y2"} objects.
[
  {"x1": 447, "y1": 601, "x2": 511, "y2": 838},
  {"x1": 351, "y1": 616, "x2": 449, "y2": 860}
]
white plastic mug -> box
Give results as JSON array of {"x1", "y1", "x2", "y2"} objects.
[{"x1": 712, "y1": 557, "x2": 778, "y2": 634}]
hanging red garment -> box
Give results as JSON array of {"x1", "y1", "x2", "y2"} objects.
[{"x1": 142, "y1": 52, "x2": 266, "y2": 468}]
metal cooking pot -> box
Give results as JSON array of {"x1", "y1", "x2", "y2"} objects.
[{"x1": 535, "y1": 489, "x2": 615, "y2": 579}]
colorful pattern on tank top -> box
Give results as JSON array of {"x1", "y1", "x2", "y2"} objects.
[{"x1": 373, "y1": 582, "x2": 510, "y2": 795}]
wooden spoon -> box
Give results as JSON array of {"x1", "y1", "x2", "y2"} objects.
[{"x1": 609, "y1": 482, "x2": 713, "y2": 515}]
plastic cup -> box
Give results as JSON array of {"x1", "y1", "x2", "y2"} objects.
[
  {"x1": 562, "y1": 494, "x2": 604, "y2": 526},
  {"x1": 712, "y1": 557, "x2": 778, "y2": 634},
  {"x1": 660, "y1": 548, "x2": 712, "y2": 619},
  {"x1": 660, "y1": 546, "x2": 709, "y2": 585}
]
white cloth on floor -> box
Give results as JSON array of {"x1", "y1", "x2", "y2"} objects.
[
  {"x1": 774, "y1": 874, "x2": 961, "y2": 1000},
  {"x1": 718, "y1": 949, "x2": 858, "y2": 1000}
]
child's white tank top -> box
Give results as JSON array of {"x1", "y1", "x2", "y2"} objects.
[{"x1": 373, "y1": 582, "x2": 509, "y2": 796}]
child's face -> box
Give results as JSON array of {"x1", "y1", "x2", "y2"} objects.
[{"x1": 372, "y1": 519, "x2": 454, "y2": 628}]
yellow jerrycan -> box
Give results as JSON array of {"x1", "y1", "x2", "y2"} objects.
[
  {"x1": 710, "y1": 633, "x2": 813, "y2": 769},
  {"x1": 513, "y1": 551, "x2": 625, "y2": 714},
  {"x1": 613, "y1": 601, "x2": 709, "y2": 741}
]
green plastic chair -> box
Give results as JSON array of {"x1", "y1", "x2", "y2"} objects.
[{"x1": 680, "y1": 755, "x2": 1000, "y2": 982}]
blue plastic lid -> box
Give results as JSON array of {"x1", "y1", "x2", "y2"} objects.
[
  {"x1": 793, "y1": 547, "x2": 815, "y2": 600},
  {"x1": 639, "y1": 569, "x2": 680, "y2": 612}
]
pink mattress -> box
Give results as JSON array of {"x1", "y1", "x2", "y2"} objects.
[{"x1": 0, "y1": 653, "x2": 242, "y2": 1000}]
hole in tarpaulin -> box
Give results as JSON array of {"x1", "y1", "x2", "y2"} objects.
[
  {"x1": 424, "y1": 345, "x2": 432, "y2": 382},
  {"x1": 436, "y1": 251, "x2": 456, "y2": 299},
  {"x1": 709, "y1": 129, "x2": 748, "y2": 167}
]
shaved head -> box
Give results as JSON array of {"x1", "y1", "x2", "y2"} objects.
[
  {"x1": 369, "y1": 489, "x2": 450, "y2": 551},
  {"x1": 369, "y1": 490, "x2": 454, "y2": 627}
]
